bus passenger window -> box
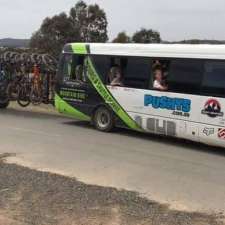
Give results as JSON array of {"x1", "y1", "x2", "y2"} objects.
[
  {"x1": 75, "y1": 64, "x2": 84, "y2": 84},
  {"x1": 91, "y1": 55, "x2": 111, "y2": 84},
  {"x1": 168, "y1": 59, "x2": 203, "y2": 94},
  {"x1": 74, "y1": 56, "x2": 85, "y2": 83},
  {"x1": 202, "y1": 61, "x2": 225, "y2": 97},
  {"x1": 62, "y1": 55, "x2": 85, "y2": 84},
  {"x1": 123, "y1": 57, "x2": 150, "y2": 89},
  {"x1": 62, "y1": 54, "x2": 73, "y2": 82}
]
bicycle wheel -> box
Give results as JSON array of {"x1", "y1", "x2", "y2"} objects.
[
  {"x1": 17, "y1": 85, "x2": 31, "y2": 107},
  {"x1": 30, "y1": 87, "x2": 42, "y2": 106},
  {"x1": 0, "y1": 84, "x2": 9, "y2": 108},
  {"x1": 7, "y1": 82, "x2": 20, "y2": 100}
]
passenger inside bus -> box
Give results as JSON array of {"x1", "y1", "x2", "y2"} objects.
[
  {"x1": 153, "y1": 67, "x2": 168, "y2": 91},
  {"x1": 109, "y1": 65, "x2": 123, "y2": 86}
]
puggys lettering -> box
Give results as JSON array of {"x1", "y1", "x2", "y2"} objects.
[{"x1": 144, "y1": 95, "x2": 191, "y2": 113}]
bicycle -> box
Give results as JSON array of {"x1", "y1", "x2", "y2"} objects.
[
  {"x1": 6, "y1": 74, "x2": 22, "y2": 100},
  {"x1": 30, "y1": 74, "x2": 43, "y2": 106},
  {"x1": 0, "y1": 70, "x2": 9, "y2": 108},
  {"x1": 17, "y1": 75, "x2": 31, "y2": 107}
]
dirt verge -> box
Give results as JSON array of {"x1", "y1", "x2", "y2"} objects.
[{"x1": 0, "y1": 154, "x2": 224, "y2": 225}]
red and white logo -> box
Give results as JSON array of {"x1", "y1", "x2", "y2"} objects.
[
  {"x1": 202, "y1": 99, "x2": 224, "y2": 118},
  {"x1": 218, "y1": 128, "x2": 225, "y2": 139}
]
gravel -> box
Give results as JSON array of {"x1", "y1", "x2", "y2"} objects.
[{"x1": 0, "y1": 153, "x2": 224, "y2": 225}]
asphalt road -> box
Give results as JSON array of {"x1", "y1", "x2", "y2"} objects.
[{"x1": 0, "y1": 104, "x2": 225, "y2": 213}]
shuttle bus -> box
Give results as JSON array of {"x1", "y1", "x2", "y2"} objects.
[{"x1": 55, "y1": 43, "x2": 225, "y2": 148}]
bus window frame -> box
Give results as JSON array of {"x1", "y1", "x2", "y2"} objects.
[
  {"x1": 90, "y1": 55, "x2": 111, "y2": 85},
  {"x1": 166, "y1": 58, "x2": 204, "y2": 95},
  {"x1": 107, "y1": 55, "x2": 152, "y2": 90},
  {"x1": 90, "y1": 55, "x2": 153, "y2": 90},
  {"x1": 200, "y1": 59, "x2": 225, "y2": 98},
  {"x1": 82, "y1": 54, "x2": 225, "y2": 98},
  {"x1": 60, "y1": 53, "x2": 87, "y2": 86}
]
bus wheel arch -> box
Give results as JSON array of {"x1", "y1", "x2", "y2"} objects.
[{"x1": 92, "y1": 105, "x2": 115, "y2": 132}]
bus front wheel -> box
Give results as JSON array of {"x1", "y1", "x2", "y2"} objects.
[{"x1": 93, "y1": 106, "x2": 114, "y2": 132}]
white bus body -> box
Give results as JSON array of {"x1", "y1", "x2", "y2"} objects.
[{"x1": 56, "y1": 43, "x2": 225, "y2": 148}]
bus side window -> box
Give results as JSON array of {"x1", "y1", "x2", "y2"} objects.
[
  {"x1": 62, "y1": 54, "x2": 86, "y2": 84},
  {"x1": 122, "y1": 57, "x2": 151, "y2": 89},
  {"x1": 168, "y1": 59, "x2": 203, "y2": 94},
  {"x1": 90, "y1": 55, "x2": 110, "y2": 84},
  {"x1": 75, "y1": 56, "x2": 85, "y2": 83},
  {"x1": 62, "y1": 54, "x2": 73, "y2": 82},
  {"x1": 201, "y1": 61, "x2": 225, "y2": 98}
]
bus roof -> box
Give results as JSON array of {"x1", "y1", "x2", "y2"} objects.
[{"x1": 63, "y1": 43, "x2": 225, "y2": 60}]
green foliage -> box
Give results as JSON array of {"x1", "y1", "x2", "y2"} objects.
[
  {"x1": 112, "y1": 32, "x2": 131, "y2": 43},
  {"x1": 172, "y1": 39, "x2": 225, "y2": 44},
  {"x1": 30, "y1": 0, "x2": 108, "y2": 57},
  {"x1": 30, "y1": 13, "x2": 74, "y2": 56},
  {"x1": 132, "y1": 28, "x2": 161, "y2": 43}
]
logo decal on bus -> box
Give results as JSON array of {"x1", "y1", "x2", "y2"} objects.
[
  {"x1": 134, "y1": 116, "x2": 177, "y2": 137},
  {"x1": 203, "y1": 127, "x2": 214, "y2": 136},
  {"x1": 201, "y1": 99, "x2": 224, "y2": 118},
  {"x1": 60, "y1": 88, "x2": 86, "y2": 102},
  {"x1": 144, "y1": 95, "x2": 191, "y2": 116},
  {"x1": 218, "y1": 128, "x2": 225, "y2": 139}
]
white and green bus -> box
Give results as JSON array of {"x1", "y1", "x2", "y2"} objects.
[{"x1": 55, "y1": 43, "x2": 225, "y2": 148}]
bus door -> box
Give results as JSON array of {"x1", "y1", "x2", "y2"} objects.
[{"x1": 57, "y1": 54, "x2": 89, "y2": 114}]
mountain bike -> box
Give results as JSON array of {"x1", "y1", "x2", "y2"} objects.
[
  {"x1": 6, "y1": 75, "x2": 22, "y2": 100},
  {"x1": 17, "y1": 75, "x2": 31, "y2": 107},
  {"x1": 0, "y1": 73, "x2": 9, "y2": 109},
  {"x1": 30, "y1": 75, "x2": 43, "y2": 105}
]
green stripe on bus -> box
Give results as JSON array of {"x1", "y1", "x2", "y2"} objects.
[
  {"x1": 55, "y1": 94, "x2": 91, "y2": 121},
  {"x1": 86, "y1": 57, "x2": 142, "y2": 132},
  {"x1": 71, "y1": 43, "x2": 87, "y2": 54}
]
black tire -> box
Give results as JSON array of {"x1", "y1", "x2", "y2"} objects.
[
  {"x1": 17, "y1": 86, "x2": 31, "y2": 107},
  {"x1": 30, "y1": 88, "x2": 42, "y2": 106},
  {"x1": 0, "y1": 99, "x2": 9, "y2": 109},
  {"x1": 7, "y1": 83, "x2": 20, "y2": 100},
  {"x1": 93, "y1": 106, "x2": 114, "y2": 132}
]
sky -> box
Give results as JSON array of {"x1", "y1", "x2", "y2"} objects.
[{"x1": 0, "y1": 0, "x2": 224, "y2": 41}]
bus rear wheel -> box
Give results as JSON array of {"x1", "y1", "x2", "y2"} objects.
[{"x1": 93, "y1": 106, "x2": 114, "y2": 132}]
